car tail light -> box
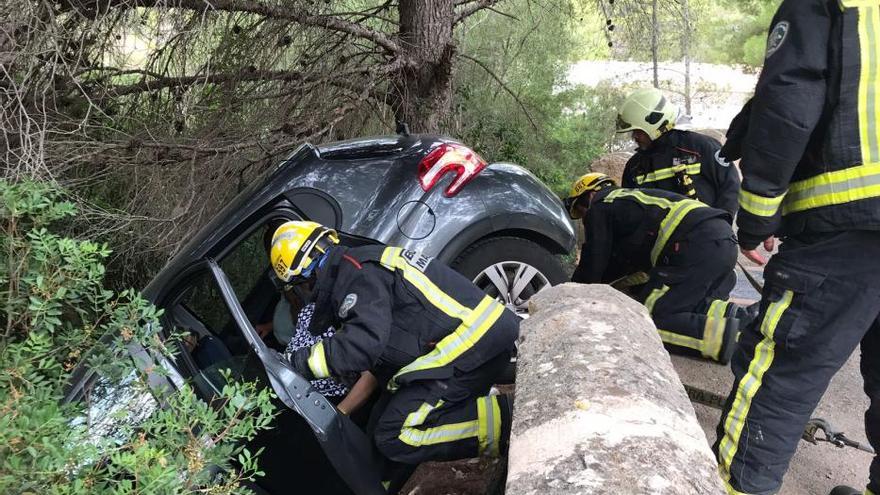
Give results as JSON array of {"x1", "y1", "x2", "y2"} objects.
[{"x1": 417, "y1": 143, "x2": 487, "y2": 197}]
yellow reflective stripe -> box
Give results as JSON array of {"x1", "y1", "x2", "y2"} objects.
[
  {"x1": 476, "y1": 395, "x2": 502, "y2": 456},
  {"x1": 720, "y1": 476, "x2": 751, "y2": 495},
  {"x1": 398, "y1": 420, "x2": 479, "y2": 447},
  {"x1": 702, "y1": 300, "x2": 729, "y2": 360},
  {"x1": 738, "y1": 188, "x2": 786, "y2": 217},
  {"x1": 307, "y1": 341, "x2": 331, "y2": 379},
  {"x1": 858, "y1": 6, "x2": 880, "y2": 164},
  {"x1": 718, "y1": 290, "x2": 794, "y2": 478},
  {"x1": 657, "y1": 329, "x2": 703, "y2": 351},
  {"x1": 605, "y1": 188, "x2": 675, "y2": 208},
  {"x1": 380, "y1": 247, "x2": 470, "y2": 319},
  {"x1": 866, "y1": 489, "x2": 876, "y2": 495},
  {"x1": 382, "y1": 481, "x2": 391, "y2": 490},
  {"x1": 842, "y1": 0, "x2": 880, "y2": 8},
  {"x1": 634, "y1": 163, "x2": 702, "y2": 185},
  {"x1": 782, "y1": 162, "x2": 880, "y2": 214},
  {"x1": 644, "y1": 285, "x2": 669, "y2": 314},
  {"x1": 403, "y1": 400, "x2": 444, "y2": 427},
  {"x1": 651, "y1": 198, "x2": 704, "y2": 266},
  {"x1": 604, "y1": 190, "x2": 705, "y2": 266},
  {"x1": 389, "y1": 296, "x2": 505, "y2": 391}
]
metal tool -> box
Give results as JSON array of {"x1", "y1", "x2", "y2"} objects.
[{"x1": 684, "y1": 384, "x2": 874, "y2": 455}]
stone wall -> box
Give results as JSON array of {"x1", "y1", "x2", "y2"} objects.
[{"x1": 505, "y1": 283, "x2": 726, "y2": 494}]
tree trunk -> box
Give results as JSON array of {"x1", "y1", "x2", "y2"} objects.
[
  {"x1": 682, "y1": 0, "x2": 692, "y2": 116},
  {"x1": 393, "y1": 0, "x2": 456, "y2": 133}
]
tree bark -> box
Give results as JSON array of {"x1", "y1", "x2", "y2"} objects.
[{"x1": 393, "y1": 0, "x2": 457, "y2": 133}]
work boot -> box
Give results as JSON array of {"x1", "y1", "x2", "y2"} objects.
[
  {"x1": 717, "y1": 317, "x2": 739, "y2": 365},
  {"x1": 829, "y1": 486, "x2": 863, "y2": 495}
]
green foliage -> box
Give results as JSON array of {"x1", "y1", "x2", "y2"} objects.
[
  {"x1": 692, "y1": 0, "x2": 782, "y2": 66},
  {"x1": 454, "y1": 0, "x2": 621, "y2": 196},
  {"x1": 0, "y1": 179, "x2": 275, "y2": 494}
]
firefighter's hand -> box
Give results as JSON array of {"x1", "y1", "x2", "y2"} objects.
[{"x1": 741, "y1": 237, "x2": 775, "y2": 266}]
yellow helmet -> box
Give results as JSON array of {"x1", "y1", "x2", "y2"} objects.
[
  {"x1": 616, "y1": 87, "x2": 678, "y2": 140},
  {"x1": 564, "y1": 173, "x2": 616, "y2": 218},
  {"x1": 270, "y1": 221, "x2": 340, "y2": 282}
]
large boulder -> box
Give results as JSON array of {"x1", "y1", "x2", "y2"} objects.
[{"x1": 506, "y1": 283, "x2": 725, "y2": 494}]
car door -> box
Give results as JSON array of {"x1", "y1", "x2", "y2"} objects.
[{"x1": 203, "y1": 259, "x2": 387, "y2": 495}]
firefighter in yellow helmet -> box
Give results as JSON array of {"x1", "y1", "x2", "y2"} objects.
[
  {"x1": 270, "y1": 220, "x2": 517, "y2": 472},
  {"x1": 566, "y1": 173, "x2": 743, "y2": 364},
  {"x1": 617, "y1": 87, "x2": 741, "y2": 217}
]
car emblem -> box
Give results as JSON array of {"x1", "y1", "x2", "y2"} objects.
[
  {"x1": 765, "y1": 21, "x2": 789, "y2": 59},
  {"x1": 339, "y1": 293, "x2": 358, "y2": 318}
]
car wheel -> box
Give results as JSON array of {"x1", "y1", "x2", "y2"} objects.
[{"x1": 451, "y1": 236, "x2": 567, "y2": 317}]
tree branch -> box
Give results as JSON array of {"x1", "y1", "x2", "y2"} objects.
[
  {"x1": 67, "y1": 0, "x2": 402, "y2": 53},
  {"x1": 458, "y1": 53, "x2": 538, "y2": 131},
  {"x1": 455, "y1": 0, "x2": 504, "y2": 24}
]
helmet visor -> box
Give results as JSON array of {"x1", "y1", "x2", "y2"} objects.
[{"x1": 616, "y1": 114, "x2": 634, "y2": 133}]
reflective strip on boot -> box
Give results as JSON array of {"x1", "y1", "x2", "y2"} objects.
[
  {"x1": 657, "y1": 329, "x2": 704, "y2": 352},
  {"x1": 477, "y1": 395, "x2": 502, "y2": 457},
  {"x1": 717, "y1": 290, "x2": 794, "y2": 482}
]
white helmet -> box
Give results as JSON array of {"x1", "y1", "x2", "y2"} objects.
[{"x1": 616, "y1": 88, "x2": 679, "y2": 140}]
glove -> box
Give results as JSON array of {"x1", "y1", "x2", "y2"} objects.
[{"x1": 285, "y1": 347, "x2": 316, "y2": 381}]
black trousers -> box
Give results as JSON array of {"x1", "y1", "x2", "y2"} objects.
[
  {"x1": 372, "y1": 351, "x2": 512, "y2": 465},
  {"x1": 636, "y1": 236, "x2": 738, "y2": 361},
  {"x1": 713, "y1": 230, "x2": 880, "y2": 495}
]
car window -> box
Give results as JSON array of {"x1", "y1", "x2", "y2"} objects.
[{"x1": 165, "y1": 217, "x2": 292, "y2": 393}]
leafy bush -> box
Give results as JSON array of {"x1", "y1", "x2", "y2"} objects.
[{"x1": 0, "y1": 179, "x2": 275, "y2": 494}]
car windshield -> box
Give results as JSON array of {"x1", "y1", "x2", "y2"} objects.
[{"x1": 67, "y1": 368, "x2": 160, "y2": 472}]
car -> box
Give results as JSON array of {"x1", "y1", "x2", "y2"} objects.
[{"x1": 65, "y1": 133, "x2": 576, "y2": 494}]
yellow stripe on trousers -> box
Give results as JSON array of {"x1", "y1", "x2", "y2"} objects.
[
  {"x1": 717, "y1": 290, "x2": 794, "y2": 481},
  {"x1": 702, "y1": 300, "x2": 730, "y2": 360},
  {"x1": 644, "y1": 285, "x2": 670, "y2": 314}
]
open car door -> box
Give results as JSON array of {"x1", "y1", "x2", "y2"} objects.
[{"x1": 206, "y1": 259, "x2": 387, "y2": 495}]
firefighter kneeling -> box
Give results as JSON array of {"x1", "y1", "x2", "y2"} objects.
[
  {"x1": 271, "y1": 221, "x2": 516, "y2": 466},
  {"x1": 566, "y1": 173, "x2": 744, "y2": 364}
]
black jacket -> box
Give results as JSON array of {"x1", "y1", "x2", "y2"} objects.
[
  {"x1": 292, "y1": 245, "x2": 519, "y2": 391},
  {"x1": 571, "y1": 187, "x2": 731, "y2": 284},
  {"x1": 735, "y1": 0, "x2": 880, "y2": 248},
  {"x1": 622, "y1": 129, "x2": 741, "y2": 217}
]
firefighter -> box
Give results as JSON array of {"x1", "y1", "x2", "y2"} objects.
[
  {"x1": 566, "y1": 172, "x2": 741, "y2": 364},
  {"x1": 617, "y1": 87, "x2": 741, "y2": 217},
  {"x1": 270, "y1": 220, "x2": 516, "y2": 466},
  {"x1": 713, "y1": 1, "x2": 880, "y2": 494}
]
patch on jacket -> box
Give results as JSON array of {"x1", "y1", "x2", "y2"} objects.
[
  {"x1": 339, "y1": 293, "x2": 358, "y2": 318},
  {"x1": 765, "y1": 21, "x2": 789, "y2": 58},
  {"x1": 714, "y1": 149, "x2": 731, "y2": 167},
  {"x1": 401, "y1": 249, "x2": 432, "y2": 272}
]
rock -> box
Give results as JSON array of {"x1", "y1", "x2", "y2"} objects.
[
  {"x1": 588, "y1": 152, "x2": 633, "y2": 184},
  {"x1": 506, "y1": 283, "x2": 726, "y2": 494}
]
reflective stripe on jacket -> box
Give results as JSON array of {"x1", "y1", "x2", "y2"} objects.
[
  {"x1": 735, "y1": 0, "x2": 880, "y2": 245},
  {"x1": 304, "y1": 245, "x2": 519, "y2": 391}
]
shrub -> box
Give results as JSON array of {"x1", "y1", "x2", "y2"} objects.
[{"x1": 0, "y1": 179, "x2": 275, "y2": 494}]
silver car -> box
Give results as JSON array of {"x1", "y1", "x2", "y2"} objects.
[{"x1": 67, "y1": 133, "x2": 576, "y2": 494}]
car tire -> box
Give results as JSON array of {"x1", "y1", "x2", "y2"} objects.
[{"x1": 451, "y1": 236, "x2": 567, "y2": 317}]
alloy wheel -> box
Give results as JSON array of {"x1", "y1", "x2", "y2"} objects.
[{"x1": 472, "y1": 261, "x2": 551, "y2": 317}]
